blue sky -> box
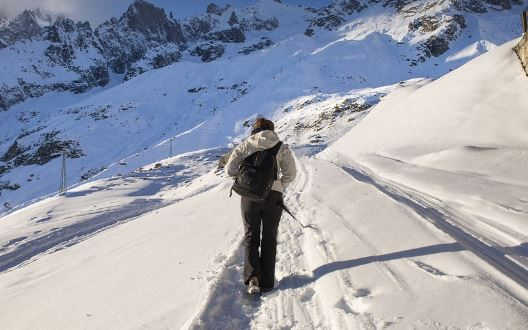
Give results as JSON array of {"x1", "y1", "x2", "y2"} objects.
[{"x1": 0, "y1": 0, "x2": 331, "y2": 25}]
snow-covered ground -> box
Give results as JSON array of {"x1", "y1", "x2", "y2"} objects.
[{"x1": 0, "y1": 36, "x2": 527, "y2": 329}]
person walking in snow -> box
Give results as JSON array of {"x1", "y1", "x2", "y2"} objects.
[{"x1": 225, "y1": 118, "x2": 297, "y2": 293}]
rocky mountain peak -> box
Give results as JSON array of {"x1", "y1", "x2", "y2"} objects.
[
  {"x1": 0, "y1": 9, "x2": 52, "y2": 48},
  {"x1": 0, "y1": 10, "x2": 9, "y2": 27},
  {"x1": 28, "y1": 8, "x2": 53, "y2": 25},
  {"x1": 43, "y1": 17, "x2": 97, "y2": 50},
  {"x1": 452, "y1": 0, "x2": 524, "y2": 13},
  {"x1": 122, "y1": 0, "x2": 184, "y2": 44},
  {"x1": 95, "y1": 0, "x2": 185, "y2": 75},
  {"x1": 206, "y1": 3, "x2": 230, "y2": 16}
]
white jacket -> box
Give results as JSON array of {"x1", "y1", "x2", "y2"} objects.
[{"x1": 225, "y1": 130, "x2": 297, "y2": 192}]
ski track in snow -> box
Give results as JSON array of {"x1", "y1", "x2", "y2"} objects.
[
  {"x1": 188, "y1": 154, "x2": 413, "y2": 329},
  {"x1": 336, "y1": 162, "x2": 528, "y2": 304},
  {"x1": 188, "y1": 156, "x2": 329, "y2": 329},
  {"x1": 187, "y1": 152, "x2": 528, "y2": 328}
]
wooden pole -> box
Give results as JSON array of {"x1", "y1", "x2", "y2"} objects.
[
  {"x1": 522, "y1": 10, "x2": 528, "y2": 33},
  {"x1": 59, "y1": 150, "x2": 67, "y2": 195},
  {"x1": 170, "y1": 137, "x2": 173, "y2": 158}
]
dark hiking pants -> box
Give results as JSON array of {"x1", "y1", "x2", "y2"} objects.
[{"x1": 241, "y1": 190, "x2": 283, "y2": 289}]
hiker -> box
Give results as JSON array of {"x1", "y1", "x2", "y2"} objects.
[{"x1": 225, "y1": 117, "x2": 297, "y2": 293}]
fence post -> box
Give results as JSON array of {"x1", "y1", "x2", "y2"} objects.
[{"x1": 523, "y1": 11, "x2": 528, "y2": 33}]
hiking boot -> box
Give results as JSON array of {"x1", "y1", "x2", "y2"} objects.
[{"x1": 247, "y1": 277, "x2": 260, "y2": 294}]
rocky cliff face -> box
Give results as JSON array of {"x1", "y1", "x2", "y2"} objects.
[
  {"x1": 95, "y1": 0, "x2": 185, "y2": 77},
  {"x1": 0, "y1": 0, "x2": 282, "y2": 109},
  {"x1": 305, "y1": 0, "x2": 524, "y2": 62},
  {"x1": 0, "y1": 9, "x2": 52, "y2": 48},
  {"x1": 182, "y1": 3, "x2": 278, "y2": 62},
  {"x1": 514, "y1": 31, "x2": 528, "y2": 75},
  {"x1": 0, "y1": 15, "x2": 108, "y2": 111}
]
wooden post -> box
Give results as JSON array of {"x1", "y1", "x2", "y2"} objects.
[
  {"x1": 523, "y1": 11, "x2": 528, "y2": 33},
  {"x1": 59, "y1": 150, "x2": 67, "y2": 195}
]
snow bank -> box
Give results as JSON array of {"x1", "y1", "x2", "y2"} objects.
[
  {"x1": 326, "y1": 38, "x2": 528, "y2": 184},
  {"x1": 322, "y1": 38, "x2": 528, "y2": 297}
]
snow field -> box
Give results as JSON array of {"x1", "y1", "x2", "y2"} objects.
[
  {"x1": 0, "y1": 161, "x2": 242, "y2": 329},
  {"x1": 0, "y1": 4, "x2": 527, "y2": 329}
]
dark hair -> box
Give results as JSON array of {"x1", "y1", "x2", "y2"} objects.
[{"x1": 253, "y1": 118, "x2": 274, "y2": 131}]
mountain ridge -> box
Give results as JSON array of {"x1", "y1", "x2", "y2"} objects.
[
  {"x1": 0, "y1": 0, "x2": 525, "y2": 111},
  {"x1": 0, "y1": 0, "x2": 284, "y2": 111},
  {"x1": 0, "y1": 0, "x2": 525, "y2": 211}
]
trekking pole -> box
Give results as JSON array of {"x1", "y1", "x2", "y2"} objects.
[{"x1": 279, "y1": 200, "x2": 312, "y2": 229}]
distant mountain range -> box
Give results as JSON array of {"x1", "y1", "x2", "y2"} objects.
[
  {"x1": 0, "y1": 0, "x2": 525, "y2": 112},
  {"x1": 0, "y1": 0, "x2": 525, "y2": 211},
  {"x1": 0, "y1": 1, "x2": 280, "y2": 111}
]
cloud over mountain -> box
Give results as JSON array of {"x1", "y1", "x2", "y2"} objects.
[{"x1": 0, "y1": 0, "x2": 284, "y2": 25}]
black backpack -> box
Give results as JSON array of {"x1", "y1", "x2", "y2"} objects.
[{"x1": 231, "y1": 141, "x2": 282, "y2": 202}]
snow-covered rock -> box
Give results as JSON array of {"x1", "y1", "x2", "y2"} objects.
[
  {"x1": 305, "y1": 0, "x2": 524, "y2": 63},
  {"x1": 0, "y1": 16, "x2": 108, "y2": 111},
  {"x1": 514, "y1": 31, "x2": 528, "y2": 74},
  {"x1": 95, "y1": 0, "x2": 185, "y2": 78},
  {"x1": 0, "y1": 9, "x2": 52, "y2": 48}
]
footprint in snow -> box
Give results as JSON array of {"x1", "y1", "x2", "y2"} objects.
[
  {"x1": 299, "y1": 287, "x2": 316, "y2": 303},
  {"x1": 334, "y1": 298, "x2": 358, "y2": 315},
  {"x1": 353, "y1": 288, "x2": 371, "y2": 298}
]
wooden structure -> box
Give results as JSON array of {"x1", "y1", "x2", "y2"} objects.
[
  {"x1": 523, "y1": 11, "x2": 528, "y2": 33},
  {"x1": 514, "y1": 11, "x2": 528, "y2": 75}
]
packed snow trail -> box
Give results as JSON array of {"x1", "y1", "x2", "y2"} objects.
[
  {"x1": 337, "y1": 161, "x2": 528, "y2": 294},
  {"x1": 188, "y1": 154, "x2": 528, "y2": 329},
  {"x1": 0, "y1": 152, "x2": 527, "y2": 329}
]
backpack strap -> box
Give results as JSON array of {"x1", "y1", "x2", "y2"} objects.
[
  {"x1": 269, "y1": 141, "x2": 282, "y2": 156},
  {"x1": 269, "y1": 141, "x2": 282, "y2": 180}
]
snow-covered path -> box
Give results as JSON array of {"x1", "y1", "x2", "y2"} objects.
[
  {"x1": 189, "y1": 154, "x2": 528, "y2": 329},
  {"x1": 0, "y1": 149, "x2": 527, "y2": 329}
]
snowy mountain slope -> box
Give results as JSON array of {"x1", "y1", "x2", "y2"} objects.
[
  {"x1": 0, "y1": 0, "x2": 282, "y2": 110},
  {"x1": 1, "y1": 0, "x2": 525, "y2": 214},
  {"x1": 0, "y1": 148, "x2": 226, "y2": 272},
  {"x1": 0, "y1": 0, "x2": 524, "y2": 112},
  {"x1": 323, "y1": 38, "x2": 528, "y2": 292},
  {"x1": 306, "y1": 0, "x2": 524, "y2": 75},
  {"x1": 0, "y1": 15, "x2": 109, "y2": 110},
  {"x1": 0, "y1": 36, "x2": 527, "y2": 329}
]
